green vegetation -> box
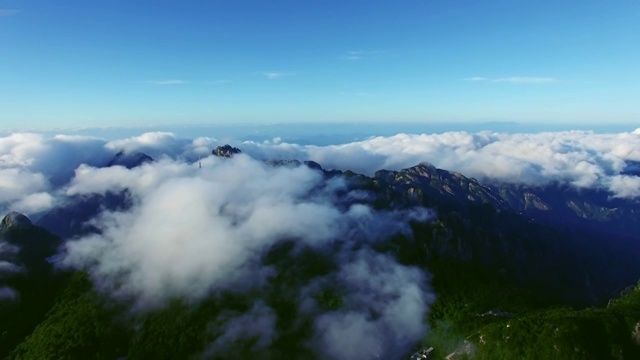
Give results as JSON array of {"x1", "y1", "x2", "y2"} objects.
[
  {"x1": 4, "y1": 165, "x2": 640, "y2": 359},
  {"x1": 421, "y1": 260, "x2": 640, "y2": 360},
  {"x1": 6, "y1": 248, "x2": 640, "y2": 359},
  {"x1": 471, "y1": 284, "x2": 640, "y2": 360},
  {"x1": 10, "y1": 273, "x2": 129, "y2": 360}
]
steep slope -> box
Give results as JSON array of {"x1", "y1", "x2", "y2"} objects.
[
  {"x1": 36, "y1": 151, "x2": 152, "y2": 240},
  {"x1": 6, "y1": 156, "x2": 640, "y2": 359},
  {"x1": 0, "y1": 213, "x2": 65, "y2": 358},
  {"x1": 347, "y1": 163, "x2": 640, "y2": 304}
]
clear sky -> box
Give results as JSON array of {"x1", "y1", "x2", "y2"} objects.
[{"x1": 1, "y1": 0, "x2": 639, "y2": 130}]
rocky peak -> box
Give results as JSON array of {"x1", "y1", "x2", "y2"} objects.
[
  {"x1": 1, "y1": 212, "x2": 32, "y2": 230},
  {"x1": 303, "y1": 160, "x2": 323, "y2": 170},
  {"x1": 107, "y1": 151, "x2": 153, "y2": 169},
  {"x1": 213, "y1": 144, "x2": 241, "y2": 158}
]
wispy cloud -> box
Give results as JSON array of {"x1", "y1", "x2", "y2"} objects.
[
  {"x1": 495, "y1": 76, "x2": 557, "y2": 84},
  {"x1": 465, "y1": 76, "x2": 558, "y2": 84},
  {"x1": 465, "y1": 76, "x2": 490, "y2": 82},
  {"x1": 0, "y1": 8, "x2": 19, "y2": 16},
  {"x1": 342, "y1": 50, "x2": 379, "y2": 61},
  {"x1": 262, "y1": 72, "x2": 294, "y2": 80},
  {"x1": 148, "y1": 79, "x2": 189, "y2": 85},
  {"x1": 338, "y1": 91, "x2": 376, "y2": 97}
]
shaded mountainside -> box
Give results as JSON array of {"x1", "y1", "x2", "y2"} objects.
[
  {"x1": 338, "y1": 163, "x2": 640, "y2": 303},
  {"x1": 371, "y1": 162, "x2": 640, "y2": 235},
  {"x1": 467, "y1": 282, "x2": 640, "y2": 360},
  {"x1": 35, "y1": 150, "x2": 148, "y2": 240},
  {"x1": 36, "y1": 191, "x2": 132, "y2": 241},
  {"x1": 2, "y1": 153, "x2": 640, "y2": 359},
  {"x1": 0, "y1": 213, "x2": 66, "y2": 359}
]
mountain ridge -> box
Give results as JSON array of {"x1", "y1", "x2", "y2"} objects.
[{"x1": 4, "y1": 146, "x2": 639, "y2": 359}]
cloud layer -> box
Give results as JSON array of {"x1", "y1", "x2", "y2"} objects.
[
  {"x1": 239, "y1": 130, "x2": 640, "y2": 198},
  {"x1": 60, "y1": 153, "x2": 433, "y2": 358},
  {"x1": 0, "y1": 241, "x2": 22, "y2": 303},
  {"x1": 2, "y1": 128, "x2": 640, "y2": 219},
  {"x1": 310, "y1": 249, "x2": 432, "y2": 360},
  {"x1": 2, "y1": 128, "x2": 639, "y2": 357},
  {"x1": 2, "y1": 129, "x2": 640, "y2": 217}
]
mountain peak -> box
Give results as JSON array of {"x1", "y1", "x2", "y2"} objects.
[
  {"x1": 212, "y1": 144, "x2": 241, "y2": 158},
  {"x1": 107, "y1": 151, "x2": 153, "y2": 169},
  {"x1": 1, "y1": 212, "x2": 33, "y2": 229}
]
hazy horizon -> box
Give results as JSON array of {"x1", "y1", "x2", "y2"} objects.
[{"x1": 2, "y1": 121, "x2": 638, "y2": 146}]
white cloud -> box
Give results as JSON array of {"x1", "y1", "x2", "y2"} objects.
[
  {"x1": 0, "y1": 131, "x2": 225, "y2": 216},
  {"x1": 238, "y1": 130, "x2": 640, "y2": 198},
  {"x1": 2, "y1": 127, "x2": 639, "y2": 356},
  {"x1": 61, "y1": 153, "x2": 434, "y2": 357},
  {"x1": 342, "y1": 50, "x2": 379, "y2": 61},
  {"x1": 310, "y1": 249, "x2": 433, "y2": 360},
  {"x1": 0, "y1": 239, "x2": 22, "y2": 304},
  {"x1": 105, "y1": 132, "x2": 184, "y2": 158},
  {"x1": 0, "y1": 261, "x2": 24, "y2": 277},
  {"x1": 3, "y1": 128, "x2": 640, "y2": 222},
  {"x1": 0, "y1": 133, "x2": 113, "y2": 215},
  {"x1": 0, "y1": 286, "x2": 18, "y2": 302},
  {"x1": 262, "y1": 71, "x2": 293, "y2": 80},
  {"x1": 63, "y1": 155, "x2": 432, "y2": 307},
  {"x1": 148, "y1": 79, "x2": 189, "y2": 85},
  {"x1": 464, "y1": 76, "x2": 489, "y2": 82},
  {"x1": 201, "y1": 301, "x2": 278, "y2": 356},
  {"x1": 609, "y1": 175, "x2": 640, "y2": 198},
  {"x1": 465, "y1": 76, "x2": 557, "y2": 84},
  {"x1": 495, "y1": 76, "x2": 557, "y2": 84},
  {"x1": 11, "y1": 192, "x2": 55, "y2": 214},
  {"x1": 0, "y1": 168, "x2": 49, "y2": 208},
  {"x1": 0, "y1": 9, "x2": 19, "y2": 16}
]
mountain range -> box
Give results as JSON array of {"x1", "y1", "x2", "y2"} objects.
[{"x1": 1, "y1": 146, "x2": 639, "y2": 359}]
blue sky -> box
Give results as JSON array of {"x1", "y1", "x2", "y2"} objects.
[{"x1": 1, "y1": 0, "x2": 639, "y2": 130}]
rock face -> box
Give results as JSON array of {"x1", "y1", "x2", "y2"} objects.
[
  {"x1": 369, "y1": 162, "x2": 640, "y2": 238},
  {"x1": 212, "y1": 145, "x2": 241, "y2": 158},
  {"x1": 1, "y1": 212, "x2": 32, "y2": 229}
]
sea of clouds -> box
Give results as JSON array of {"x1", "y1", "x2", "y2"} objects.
[
  {"x1": 2, "y1": 129, "x2": 640, "y2": 217},
  {"x1": 1, "y1": 128, "x2": 640, "y2": 358}
]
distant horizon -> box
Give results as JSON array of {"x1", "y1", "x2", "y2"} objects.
[{"x1": 1, "y1": 121, "x2": 637, "y2": 146}]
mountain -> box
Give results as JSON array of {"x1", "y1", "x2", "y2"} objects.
[
  {"x1": 36, "y1": 151, "x2": 151, "y2": 240},
  {"x1": 106, "y1": 151, "x2": 153, "y2": 169},
  {"x1": 212, "y1": 144, "x2": 241, "y2": 158},
  {"x1": 370, "y1": 162, "x2": 640, "y2": 235},
  {"x1": 4, "y1": 152, "x2": 640, "y2": 359},
  {"x1": 0, "y1": 212, "x2": 65, "y2": 358},
  {"x1": 357, "y1": 162, "x2": 640, "y2": 303}
]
